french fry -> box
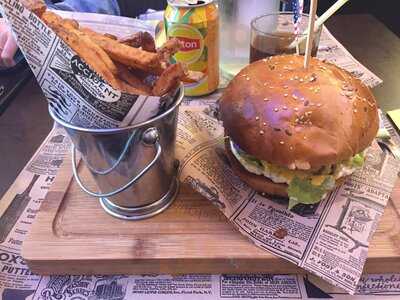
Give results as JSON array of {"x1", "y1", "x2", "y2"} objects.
[
  {"x1": 63, "y1": 18, "x2": 79, "y2": 29},
  {"x1": 21, "y1": 0, "x2": 46, "y2": 16},
  {"x1": 119, "y1": 80, "x2": 150, "y2": 96},
  {"x1": 152, "y1": 63, "x2": 185, "y2": 96},
  {"x1": 115, "y1": 63, "x2": 152, "y2": 95},
  {"x1": 42, "y1": 21, "x2": 120, "y2": 89},
  {"x1": 104, "y1": 33, "x2": 118, "y2": 40},
  {"x1": 157, "y1": 38, "x2": 180, "y2": 62},
  {"x1": 41, "y1": 13, "x2": 119, "y2": 77},
  {"x1": 119, "y1": 31, "x2": 156, "y2": 53},
  {"x1": 38, "y1": 6, "x2": 202, "y2": 96},
  {"x1": 79, "y1": 28, "x2": 161, "y2": 71},
  {"x1": 182, "y1": 70, "x2": 205, "y2": 83}
]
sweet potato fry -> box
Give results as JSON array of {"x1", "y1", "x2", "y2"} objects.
[
  {"x1": 115, "y1": 63, "x2": 152, "y2": 95},
  {"x1": 157, "y1": 38, "x2": 180, "y2": 61},
  {"x1": 40, "y1": 10, "x2": 63, "y2": 27},
  {"x1": 63, "y1": 18, "x2": 79, "y2": 29},
  {"x1": 41, "y1": 20, "x2": 120, "y2": 88},
  {"x1": 104, "y1": 33, "x2": 117, "y2": 40},
  {"x1": 119, "y1": 31, "x2": 156, "y2": 53},
  {"x1": 152, "y1": 63, "x2": 185, "y2": 96},
  {"x1": 41, "y1": 14, "x2": 119, "y2": 77},
  {"x1": 79, "y1": 28, "x2": 161, "y2": 71},
  {"x1": 119, "y1": 80, "x2": 150, "y2": 96},
  {"x1": 181, "y1": 70, "x2": 205, "y2": 83},
  {"x1": 119, "y1": 32, "x2": 142, "y2": 48},
  {"x1": 21, "y1": 0, "x2": 47, "y2": 16}
]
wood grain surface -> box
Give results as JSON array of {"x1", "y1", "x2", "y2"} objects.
[{"x1": 22, "y1": 156, "x2": 400, "y2": 275}]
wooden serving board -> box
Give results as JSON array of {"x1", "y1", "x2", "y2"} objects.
[{"x1": 22, "y1": 158, "x2": 400, "y2": 275}]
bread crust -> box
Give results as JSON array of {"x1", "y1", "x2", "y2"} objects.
[{"x1": 220, "y1": 55, "x2": 379, "y2": 170}]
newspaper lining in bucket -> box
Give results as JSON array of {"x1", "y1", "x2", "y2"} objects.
[{"x1": 0, "y1": 0, "x2": 165, "y2": 129}]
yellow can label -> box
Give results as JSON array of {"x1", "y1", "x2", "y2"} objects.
[
  {"x1": 165, "y1": 3, "x2": 219, "y2": 96},
  {"x1": 168, "y1": 24, "x2": 204, "y2": 64}
]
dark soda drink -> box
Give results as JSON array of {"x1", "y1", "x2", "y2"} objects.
[{"x1": 250, "y1": 31, "x2": 319, "y2": 63}]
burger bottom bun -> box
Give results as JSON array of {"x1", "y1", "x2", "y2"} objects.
[{"x1": 225, "y1": 140, "x2": 347, "y2": 199}]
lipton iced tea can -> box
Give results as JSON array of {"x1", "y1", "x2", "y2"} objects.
[{"x1": 164, "y1": 0, "x2": 219, "y2": 96}]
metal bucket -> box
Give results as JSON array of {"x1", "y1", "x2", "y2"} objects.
[{"x1": 49, "y1": 86, "x2": 184, "y2": 220}]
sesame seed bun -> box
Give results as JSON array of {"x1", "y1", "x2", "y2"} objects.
[{"x1": 220, "y1": 55, "x2": 379, "y2": 171}]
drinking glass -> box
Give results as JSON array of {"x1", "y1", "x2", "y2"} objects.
[{"x1": 250, "y1": 12, "x2": 322, "y2": 63}]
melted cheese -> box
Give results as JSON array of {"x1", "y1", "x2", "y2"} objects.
[{"x1": 230, "y1": 140, "x2": 360, "y2": 186}]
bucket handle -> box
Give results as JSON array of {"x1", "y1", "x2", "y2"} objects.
[{"x1": 71, "y1": 127, "x2": 161, "y2": 198}]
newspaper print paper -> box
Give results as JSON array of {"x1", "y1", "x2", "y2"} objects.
[
  {"x1": 0, "y1": 6, "x2": 398, "y2": 300},
  {"x1": 0, "y1": 0, "x2": 165, "y2": 129}
]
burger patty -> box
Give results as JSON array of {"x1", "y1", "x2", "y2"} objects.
[
  {"x1": 225, "y1": 139, "x2": 348, "y2": 198},
  {"x1": 225, "y1": 139, "x2": 288, "y2": 197}
]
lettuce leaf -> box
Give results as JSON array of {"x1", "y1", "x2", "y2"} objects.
[
  {"x1": 350, "y1": 153, "x2": 364, "y2": 168},
  {"x1": 287, "y1": 176, "x2": 335, "y2": 210}
]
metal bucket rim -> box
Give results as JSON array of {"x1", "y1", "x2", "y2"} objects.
[{"x1": 49, "y1": 84, "x2": 184, "y2": 134}]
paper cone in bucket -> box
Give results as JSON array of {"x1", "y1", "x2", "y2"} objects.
[{"x1": 0, "y1": 0, "x2": 177, "y2": 128}]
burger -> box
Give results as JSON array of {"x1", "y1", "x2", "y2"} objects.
[{"x1": 220, "y1": 55, "x2": 378, "y2": 211}]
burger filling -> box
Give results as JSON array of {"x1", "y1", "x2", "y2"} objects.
[{"x1": 230, "y1": 140, "x2": 365, "y2": 209}]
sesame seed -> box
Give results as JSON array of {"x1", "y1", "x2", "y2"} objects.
[
  {"x1": 303, "y1": 136, "x2": 307, "y2": 140},
  {"x1": 294, "y1": 76, "x2": 299, "y2": 80},
  {"x1": 246, "y1": 77, "x2": 250, "y2": 81},
  {"x1": 259, "y1": 130, "x2": 264, "y2": 135},
  {"x1": 290, "y1": 78, "x2": 294, "y2": 81},
  {"x1": 309, "y1": 87, "x2": 313, "y2": 90},
  {"x1": 284, "y1": 93, "x2": 288, "y2": 97},
  {"x1": 353, "y1": 109, "x2": 358, "y2": 113},
  {"x1": 289, "y1": 146, "x2": 294, "y2": 150},
  {"x1": 263, "y1": 122, "x2": 267, "y2": 126},
  {"x1": 294, "y1": 107, "x2": 299, "y2": 112},
  {"x1": 289, "y1": 60, "x2": 294, "y2": 64},
  {"x1": 274, "y1": 108, "x2": 279, "y2": 112},
  {"x1": 280, "y1": 141, "x2": 285, "y2": 145},
  {"x1": 263, "y1": 83, "x2": 268, "y2": 86},
  {"x1": 299, "y1": 78, "x2": 304, "y2": 82},
  {"x1": 283, "y1": 85, "x2": 288, "y2": 89},
  {"x1": 241, "y1": 74, "x2": 247, "y2": 77},
  {"x1": 295, "y1": 118, "x2": 299, "y2": 122},
  {"x1": 282, "y1": 106, "x2": 288, "y2": 110},
  {"x1": 262, "y1": 58, "x2": 268, "y2": 62},
  {"x1": 317, "y1": 103, "x2": 322, "y2": 107},
  {"x1": 292, "y1": 94, "x2": 298, "y2": 100},
  {"x1": 269, "y1": 86, "x2": 274, "y2": 89},
  {"x1": 263, "y1": 97, "x2": 269, "y2": 101},
  {"x1": 279, "y1": 74, "x2": 283, "y2": 77},
  {"x1": 255, "y1": 116, "x2": 260, "y2": 121}
]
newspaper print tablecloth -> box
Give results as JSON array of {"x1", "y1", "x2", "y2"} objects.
[{"x1": 1, "y1": 8, "x2": 399, "y2": 300}]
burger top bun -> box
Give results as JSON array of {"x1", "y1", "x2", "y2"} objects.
[{"x1": 220, "y1": 55, "x2": 379, "y2": 171}]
